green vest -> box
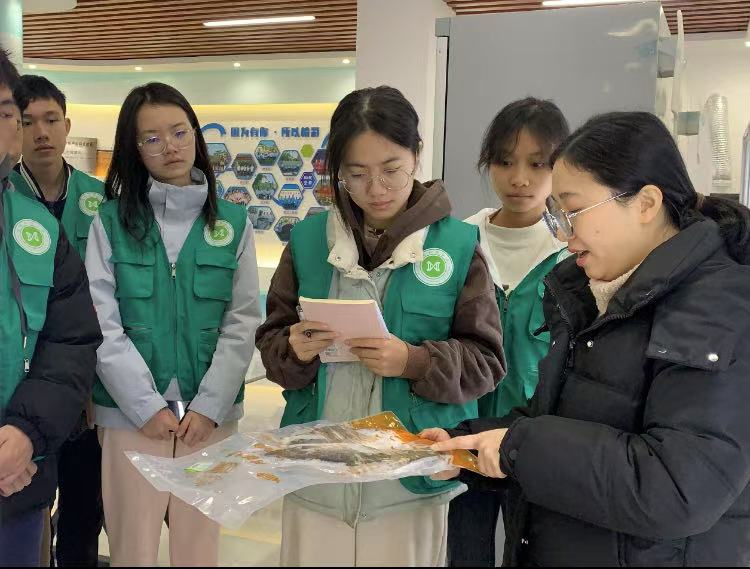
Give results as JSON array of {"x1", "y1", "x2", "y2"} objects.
[
  {"x1": 283, "y1": 211, "x2": 480, "y2": 495},
  {"x1": 0, "y1": 188, "x2": 59, "y2": 412},
  {"x1": 92, "y1": 199, "x2": 247, "y2": 408},
  {"x1": 9, "y1": 165, "x2": 105, "y2": 259},
  {"x1": 478, "y1": 250, "x2": 566, "y2": 418}
]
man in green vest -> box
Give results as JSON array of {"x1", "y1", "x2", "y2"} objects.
[
  {"x1": 9, "y1": 74, "x2": 105, "y2": 568},
  {"x1": 0, "y1": 48, "x2": 102, "y2": 567}
]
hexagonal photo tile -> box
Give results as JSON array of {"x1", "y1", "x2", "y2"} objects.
[
  {"x1": 207, "y1": 143, "x2": 232, "y2": 174},
  {"x1": 232, "y1": 153, "x2": 258, "y2": 180},
  {"x1": 278, "y1": 150, "x2": 304, "y2": 177},
  {"x1": 252, "y1": 173, "x2": 278, "y2": 201},
  {"x1": 299, "y1": 171, "x2": 317, "y2": 191},
  {"x1": 305, "y1": 206, "x2": 328, "y2": 219},
  {"x1": 312, "y1": 148, "x2": 327, "y2": 176},
  {"x1": 300, "y1": 144, "x2": 315, "y2": 159},
  {"x1": 247, "y1": 205, "x2": 276, "y2": 231},
  {"x1": 216, "y1": 179, "x2": 227, "y2": 199},
  {"x1": 274, "y1": 183, "x2": 304, "y2": 211},
  {"x1": 274, "y1": 215, "x2": 301, "y2": 243},
  {"x1": 223, "y1": 186, "x2": 252, "y2": 207},
  {"x1": 312, "y1": 176, "x2": 334, "y2": 207},
  {"x1": 255, "y1": 139, "x2": 280, "y2": 167}
]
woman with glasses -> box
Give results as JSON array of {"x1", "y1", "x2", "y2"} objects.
[
  {"x1": 85, "y1": 82, "x2": 261, "y2": 566},
  {"x1": 255, "y1": 85, "x2": 505, "y2": 566},
  {"x1": 424, "y1": 112, "x2": 750, "y2": 566},
  {"x1": 449, "y1": 98, "x2": 569, "y2": 567}
]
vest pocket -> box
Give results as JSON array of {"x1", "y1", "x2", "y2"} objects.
[
  {"x1": 14, "y1": 263, "x2": 54, "y2": 332},
  {"x1": 399, "y1": 290, "x2": 456, "y2": 344},
  {"x1": 196, "y1": 329, "x2": 220, "y2": 378},
  {"x1": 112, "y1": 246, "x2": 155, "y2": 299},
  {"x1": 75, "y1": 219, "x2": 90, "y2": 252},
  {"x1": 194, "y1": 249, "x2": 237, "y2": 302}
]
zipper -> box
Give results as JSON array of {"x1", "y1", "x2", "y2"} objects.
[
  {"x1": 23, "y1": 335, "x2": 29, "y2": 373},
  {"x1": 544, "y1": 275, "x2": 577, "y2": 366},
  {"x1": 171, "y1": 262, "x2": 177, "y2": 279}
]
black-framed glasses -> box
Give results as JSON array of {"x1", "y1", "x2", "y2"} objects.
[
  {"x1": 543, "y1": 192, "x2": 627, "y2": 239},
  {"x1": 137, "y1": 127, "x2": 195, "y2": 157}
]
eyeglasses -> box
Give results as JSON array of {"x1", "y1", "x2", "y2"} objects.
[
  {"x1": 338, "y1": 166, "x2": 417, "y2": 195},
  {"x1": 137, "y1": 127, "x2": 195, "y2": 157},
  {"x1": 543, "y1": 192, "x2": 627, "y2": 239}
]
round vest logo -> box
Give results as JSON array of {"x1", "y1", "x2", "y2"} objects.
[
  {"x1": 204, "y1": 220, "x2": 234, "y2": 247},
  {"x1": 79, "y1": 193, "x2": 104, "y2": 216},
  {"x1": 13, "y1": 219, "x2": 52, "y2": 256},
  {"x1": 414, "y1": 248, "x2": 453, "y2": 287}
]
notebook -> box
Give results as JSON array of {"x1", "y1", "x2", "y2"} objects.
[{"x1": 298, "y1": 297, "x2": 390, "y2": 363}]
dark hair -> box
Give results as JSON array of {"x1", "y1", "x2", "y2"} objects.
[
  {"x1": 478, "y1": 97, "x2": 569, "y2": 171},
  {"x1": 326, "y1": 86, "x2": 421, "y2": 230},
  {"x1": 15, "y1": 75, "x2": 67, "y2": 115},
  {"x1": 551, "y1": 111, "x2": 750, "y2": 263},
  {"x1": 0, "y1": 48, "x2": 21, "y2": 95},
  {"x1": 105, "y1": 82, "x2": 217, "y2": 240}
]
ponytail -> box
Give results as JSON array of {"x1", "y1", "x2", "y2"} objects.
[{"x1": 698, "y1": 195, "x2": 750, "y2": 264}]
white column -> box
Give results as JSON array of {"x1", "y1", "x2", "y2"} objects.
[
  {"x1": 356, "y1": 0, "x2": 455, "y2": 179},
  {"x1": 0, "y1": 0, "x2": 23, "y2": 66}
]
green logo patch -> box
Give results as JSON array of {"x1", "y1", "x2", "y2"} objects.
[
  {"x1": 413, "y1": 248, "x2": 453, "y2": 287},
  {"x1": 204, "y1": 220, "x2": 234, "y2": 247},
  {"x1": 13, "y1": 219, "x2": 52, "y2": 255},
  {"x1": 79, "y1": 192, "x2": 104, "y2": 216}
]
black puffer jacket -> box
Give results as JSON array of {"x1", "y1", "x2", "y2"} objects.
[
  {"x1": 0, "y1": 182, "x2": 102, "y2": 523},
  {"x1": 454, "y1": 219, "x2": 750, "y2": 566}
]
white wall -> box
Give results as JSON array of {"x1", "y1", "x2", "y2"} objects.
[
  {"x1": 356, "y1": 0, "x2": 455, "y2": 179},
  {"x1": 681, "y1": 34, "x2": 750, "y2": 195}
]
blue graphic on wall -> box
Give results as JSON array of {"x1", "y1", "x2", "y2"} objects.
[
  {"x1": 274, "y1": 184, "x2": 304, "y2": 211},
  {"x1": 248, "y1": 206, "x2": 276, "y2": 231},
  {"x1": 321, "y1": 133, "x2": 329, "y2": 148},
  {"x1": 300, "y1": 171, "x2": 317, "y2": 190},
  {"x1": 201, "y1": 123, "x2": 227, "y2": 137},
  {"x1": 252, "y1": 174, "x2": 278, "y2": 201},
  {"x1": 255, "y1": 140, "x2": 280, "y2": 167},
  {"x1": 274, "y1": 216, "x2": 300, "y2": 243},
  {"x1": 224, "y1": 186, "x2": 252, "y2": 207},
  {"x1": 312, "y1": 176, "x2": 334, "y2": 207},
  {"x1": 216, "y1": 180, "x2": 226, "y2": 199},
  {"x1": 232, "y1": 154, "x2": 258, "y2": 180},
  {"x1": 278, "y1": 150, "x2": 304, "y2": 177},
  {"x1": 312, "y1": 149, "x2": 327, "y2": 176},
  {"x1": 207, "y1": 143, "x2": 231, "y2": 174}
]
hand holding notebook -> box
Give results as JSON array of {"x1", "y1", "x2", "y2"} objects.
[{"x1": 298, "y1": 297, "x2": 390, "y2": 363}]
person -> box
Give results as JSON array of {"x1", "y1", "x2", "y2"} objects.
[
  {"x1": 425, "y1": 111, "x2": 750, "y2": 566},
  {"x1": 255, "y1": 85, "x2": 506, "y2": 567},
  {"x1": 0, "y1": 47, "x2": 102, "y2": 568},
  {"x1": 10, "y1": 74, "x2": 105, "y2": 568},
  {"x1": 448, "y1": 97, "x2": 569, "y2": 567},
  {"x1": 85, "y1": 82, "x2": 261, "y2": 567}
]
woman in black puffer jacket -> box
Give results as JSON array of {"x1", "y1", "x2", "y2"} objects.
[{"x1": 425, "y1": 112, "x2": 750, "y2": 567}]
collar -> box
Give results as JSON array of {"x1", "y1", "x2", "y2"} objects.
[
  {"x1": 147, "y1": 168, "x2": 208, "y2": 219},
  {"x1": 326, "y1": 209, "x2": 427, "y2": 278},
  {"x1": 18, "y1": 159, "x2": 72, "y2": 202}
]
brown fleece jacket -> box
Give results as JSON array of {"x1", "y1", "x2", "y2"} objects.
[{"x1": 255, "y1": 180, "x2": 506, "y2": 405}]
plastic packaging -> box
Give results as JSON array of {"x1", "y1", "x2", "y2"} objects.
[{"x1": 127, "y1": 412, "x2": 480, "y2": 529}]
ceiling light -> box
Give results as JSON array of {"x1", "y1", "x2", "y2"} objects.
[
  {"x1": 542, "y1": 0, "x2": 641, "y2": 6},
  {"x1": 233, "y1": 62, "x2": 241, "y2": 68},
  {"x1": 204, "y1": 15, "x2": 315, "y2": 28},
  {"x1": 342, "y1": 58, "x2": 351, "y2": 64},
  {"x1": 134, "y1": 66, "x2": 143, "y2": 71},
  {"x1": 28, "y1": 64, "x2": 37, "y2": 69}
]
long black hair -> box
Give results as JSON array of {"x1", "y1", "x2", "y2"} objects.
[
  {"x1": 326, "y1": 86, "x2": 421, "y2": 232},
  {"x1": 478, "y1": 97, "x2": 569, "y2": 171},
  {"x1": 551, "y1": 111, "x2": 750, "y2": 263},
  {"x1": 105, "y1": 82, "x2": 217, "y2": 240}
]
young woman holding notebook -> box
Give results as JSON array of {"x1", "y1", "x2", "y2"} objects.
[{"x1": 255, "y1": 86, "x2": 505, "y2": 566}]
